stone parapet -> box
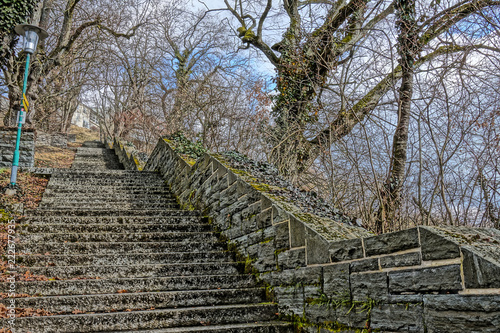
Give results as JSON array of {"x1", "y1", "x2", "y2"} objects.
[
  {"x1": 120, "y1": 137, "x2": 500, "y2": 332},
  {"x1": 106, "y1": 137, "x2": 147, "y2": 171}
]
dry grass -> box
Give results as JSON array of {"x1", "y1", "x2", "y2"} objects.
[
  {"x1": 68, "y1": 125, "x2": 100, "y2": 144},
  {"x1": 34, "y1": 125, "x2": 99, "y2": 168},
  {"x1": 34, "y1": 146, "x2": 75, "y2": 169},
  {"x1": 0, "y1": 169, "x2": 49, "y2": 211}
]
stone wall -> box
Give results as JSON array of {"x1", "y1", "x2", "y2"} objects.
[
  {"x1": 107, "y1": 138, "x2": 147, "y2": 171},
  {"x1": 0, "y1": 127, "x2": 35, "y2": 168},
  {"x1": 131, "y1": 137, "x2": 499, "y2": 332},
  {"x1": 35, "y1": 132, "x2": 70, "y2": 148}
]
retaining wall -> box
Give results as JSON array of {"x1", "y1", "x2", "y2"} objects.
[
  {"x1": 132, "y1": 137, "x2": 499, "y2": 332},
  {"x1": 35, "y1": 132, "x2": 76, "y2": 147},
  {"x1": 106, "y1": 137, "x2": 147, "y2": 171},
  {"x1": 0, "y1": 127, "x2": 35, "y2": 168}
]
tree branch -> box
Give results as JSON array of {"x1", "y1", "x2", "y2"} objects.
[{"x1": 311, "y1": 44, "x2": 500, "y2": 146}]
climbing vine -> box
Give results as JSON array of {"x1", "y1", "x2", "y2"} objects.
[
  {"x1": 0, "y1": 0, "x2": 38, "y2": 67},
  {"x1": 164, "y1": 131, "x2": 207, "y2": 160}
]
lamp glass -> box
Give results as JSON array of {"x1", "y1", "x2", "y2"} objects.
[{"x1": 23, "y1": 30, "x2": 39, "y2": 54}]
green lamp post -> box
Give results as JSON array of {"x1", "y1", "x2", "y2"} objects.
[{"x1": 9, "y1": 24, "x2": 48, "y2": 187}]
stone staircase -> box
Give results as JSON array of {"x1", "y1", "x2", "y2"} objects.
[{"x1": 6, "y1": 141, "x2": 292, "y2": 332}]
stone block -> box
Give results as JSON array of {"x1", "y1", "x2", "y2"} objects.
[
  {"x1": 241, "y1": 202, "x2": 261, "y2": 220},
  {"x1": 350, "y1": 272, "x2": 388, "y2": 302},
  {"x1": 306, "y1": 229, "x2": 330, "y2": 265},
  {"x1": 424, "y1": 296, "x2": 500, "y2": 333},
  {"x1": 425, "y1": 311, "x2": 500, "y2": 333},
  {"x1": 370, "y1": 303, "x2": 424, "y2": 333},
  {"x1": 227, "y1": 170, "x2": 238, "y2": 185},
  {"x1": 380, "y1": 252, "x2": 421, "y2": 269},
  {"x1": 364, "y1": 228, "x2": 419, "y2": 256},
  {"x1": 329, "y1": 239, "x2": 364, "y2": 262},
  {"x1": 261, "y1": 195, "x2": 273, "y2": 210},
  {"x1": 266, "y1": 266, "x2": 322, "y2": 286},
  {"x1": 420, "y1": 227, "x2": 460, "y2": 260},
  {"x1": 290, "y1": 216, "x2": 306, "y2": 248},
  {"x1": 274, "y1": 221, "x2": 290, "y2": 250},
  {"x1": 274, "y1": 285, "x2": 305, "y2": 316},
  {"x1": 237, "y1": 179, "x2": 254, "y2": 198},
  {"x1": 323, "y1": 263, "x2": 350, "y2": 296},
  {"x1": 386, "y1": 294, "x2": 423, "y2": 304},
  {"x1": 389, "y1": 265, "x2": 462, "y2": 293},
  {"x1": 278, "y1": 248, "x2": 306, "y2": 270},
  {"x1": 462, "y1": 247, "x2": 500, "y2": 288},
  {"x1": 350, "y1": 258, "x2": 379, "y2": 273},
  {"x1": 335, "y1": 305, "x2": 370, "y2": 329},
  {"x1": 256, "y1": 208, "x2": 272, "y2": 229},
  {"x1": 304, "y1": 304, "x2": 336, "y2": 324},
  {"x1": 272, "y1": 205, "x2": 289, "y2": 224},
  {"x1": 232, "y1": 228, "x2": 265, "y2": 248},
  {"x1": 252, "y1": 242, "x2": 277, "y2": 272}
]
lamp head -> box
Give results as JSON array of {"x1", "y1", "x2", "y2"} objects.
[{"x1": 14, "y1": 24, "x2": 48, "y2": 54}]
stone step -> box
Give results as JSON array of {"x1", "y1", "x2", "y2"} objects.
[
  {"x1": 20, "y1": 231, "x2": 217, "y2": 244},
  {"x1": 81, "y1": 141, "x2": 106, "y2": 148},
  {"x1": 105, "y1": 322, "x2": 293, "y2": 333},
  {"x1": 70, "y1": 163, "x2": 123, "y2": 169},
  {"x1": 43, "y1": 190, "x2": 172, "y2": 197},
  {"x1": 17, "y1": 241, "x2": 226, "y2": 255},
  {"x1": 51, "y1": 169, "x2": 158, "y2": 176},
  {"x1": 49, "y1": 169, "x2": 161, "y2": 179},
  {"x1": 21, "y1": 223, "x2": 210, "y2": 234},
  {"x1": 52, "y1": 169, "x2": 156, "y2": 176},
  {"x1": 39, "y1": 197, "x2": 176, "y2": 204},
  {"x1": 13, "y1": 288, "x2": 266, "y2": 315},
  {"x1": 73, "y1": 150, "x2": 119, "y2": 156},
  {"x1": 7, "y1": 274, "x2": 257, "y2": 296},
  {"x1": 11, "y1": 303, "x2": 280, "y2": 333},
  {"x1": 17, "y1": 251, "x2": 232, "y2": 266},
  {"x1": 44, "y1": 185, "x2": 170, "y2": 192},
  {"x1": 38, "y1": 201, "x2": 179, "y2": 210},
  {"x1": 71, "y1": 162, "x2": 123, "y2": 169},
  {"x1": 17, "y1": 262, "x2": 241, "y2": 279},
  {"x1": 21, "y1": 215, "x2": 204, "y2": 225},
  {"x1": 25, "y1": 209, "x2": 200, "y2": 217},
  {"x1": 42, "y1": 193, "x2": 176, "y2": 201},
  {"x1": 48, "y1": 179, "x2": 165, "y2": 186}
]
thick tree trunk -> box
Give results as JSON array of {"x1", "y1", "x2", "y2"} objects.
[{"x1": 376, "y1": 0, "x2": 417, "y2": 233}]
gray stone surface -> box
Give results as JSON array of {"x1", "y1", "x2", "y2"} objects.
[
  {"x1": 306, "y1": 229, "x2": 330, "y2": 265},
  {"x1": 389, "y1": 265, "x2": 463, "y2": 293},
  {"x1": 380, "y1": 252, "x2": 421, "y2": 269},
  {"x1": 323, "y1": 263, "x2": 350, "y2": 296},
  {"x1": 371, "y1": 303, "x2": 424, "y2": 332},
  {"x1": 278, "y1": 248, "x2": 306, "y2": 270},
  {"x1": 0, "y1": 127, "x2": 35, "y2": 167},
  {"x1": 364, "y1": 228, "x2": 419, "y2": 256},
  {"x1": 265, "y1": 266, "x2": 322, "y2": 287},
  {"x1": 328, "y1": 239, "x2": 364, "y2": 262},
  {"x1": 290, "y1": 216, "x2": 306, "y2": 248},
  {"x1": 462, "y1": 247, "x2": 500, "y2": 288},
  {"x1": 350, "y1": 272, "x2": 388, "y2": 302},
  {"x1": 350, "y1": 258, "x2": 379, "y2": 273},
  {"x1": 424, "y1": 309, "x2": 500, "y2": 333},
  {"x1": 420, "y1": 227, "x2": 461, "y2": 260}
]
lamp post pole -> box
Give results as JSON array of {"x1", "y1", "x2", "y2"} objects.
[
  {"x1": 10, "y1": 53, "x2": 31, "y2": 186},
  {"x1": 9, "y1": 24, "x2": 48, "y2": 188}
]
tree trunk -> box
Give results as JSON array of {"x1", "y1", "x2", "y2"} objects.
[{"x1": 376, "y1": 0, "x2": 417, "y2": 233}]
